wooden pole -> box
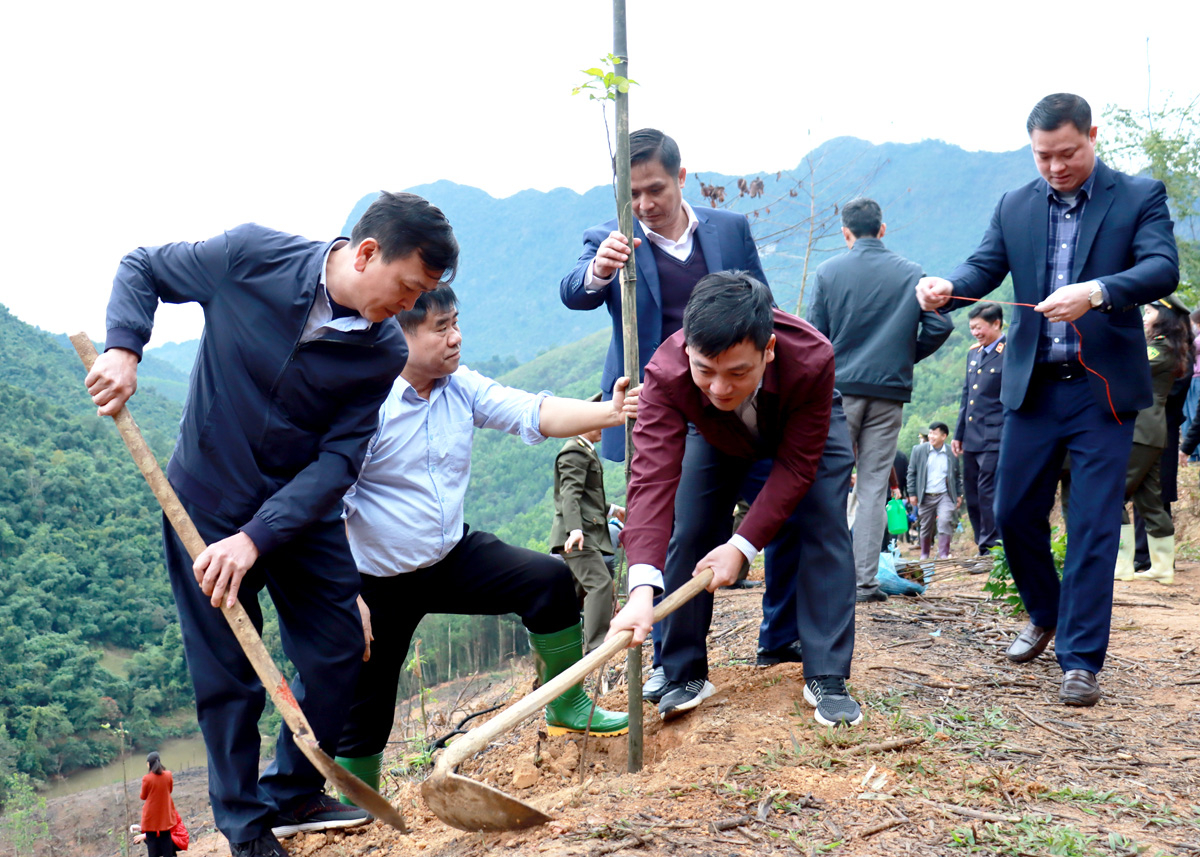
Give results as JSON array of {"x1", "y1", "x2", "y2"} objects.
[{"x1": 612, "y1": 0, "x2": 643, "y2": 773}]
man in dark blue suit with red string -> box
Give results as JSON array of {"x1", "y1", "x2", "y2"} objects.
[{"x1": 918, "y1": 93, "x2": 1178, "y2": 707}]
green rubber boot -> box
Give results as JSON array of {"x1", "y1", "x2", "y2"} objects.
[
  {"x1": 335, "y1": 752, "x2": 383, "y2": 806},
  {"x1": 529, "y1": 623, "x2": 629, "y2": 736}
]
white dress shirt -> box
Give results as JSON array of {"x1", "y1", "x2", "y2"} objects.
[
  {"x1": 925, "y1": 444, "x2": 949, "y2": 494},
  {"x1": 343, "y1": 367, "x2": 550, "y2": 576}
]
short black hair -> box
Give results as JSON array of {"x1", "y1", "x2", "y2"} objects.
[
  {"x1": 351, "y1": 191, "x2": 459, "y2": 283},
  {"x1": 841, "y1": 197, "x2": 883, "y2": 238},
  {"x1": 683, "y1": 271, "x2": 774, "y2": 357},
  {"x1": 929, "y1": 422, "x2": 950, "y2": 435},
  {"x1": 628, "y1": 128, "x2": 681, "y2": 175},
  {"x1": 1027, "y1": 93, "x2": 1092, "y2": 136},
  {"x1": 397, "y1": 285, "x2": 458, "y2": 335},
  {"x1": 968, "y1": 301, "x2": 1004, "y2": 324}
]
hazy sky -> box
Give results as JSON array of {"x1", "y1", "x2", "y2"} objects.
[{"x1": 2, "y1": 1, "x2": 1194, "y2": 345}]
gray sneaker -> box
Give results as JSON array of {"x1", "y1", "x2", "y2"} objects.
[
  {"x1": 642, "y1": 665, "x2": 668, "y2": 703},
  {"x1": 803, "y1": 675, "x2": 863, "y2": 726},
  {"x1": 658, "y1": 679, "x2": 716, "y2": 721}
]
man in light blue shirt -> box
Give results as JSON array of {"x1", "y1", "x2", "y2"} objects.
[
  {"x1": 334, "y1": 287, "x2": 635, "y2": 794},
  {"x1": 906, "y1": 422, "x2": 963, "y2": 559}
]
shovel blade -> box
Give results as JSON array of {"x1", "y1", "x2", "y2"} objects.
[{"x1": 421, "y1": 771, "x2": 552, "y2": 831}]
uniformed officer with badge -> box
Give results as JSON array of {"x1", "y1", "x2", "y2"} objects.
[{"x1": 953, "y1": 302, "x2": 1006, "y2": 554}]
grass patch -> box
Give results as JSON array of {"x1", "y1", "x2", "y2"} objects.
[{"x1": 948, "y1": 815, "x2": 1145, "y2": 855}]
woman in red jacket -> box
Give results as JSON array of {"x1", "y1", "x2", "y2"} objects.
[{"x1": 139, "y1": 752, "x2": 178, "y2": 857}]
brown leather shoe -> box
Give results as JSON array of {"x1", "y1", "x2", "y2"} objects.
[
  {"x1": 1059, "y1": 669, "x2": 1101, "y2": 706},
  {"x1": 1005, "y1": 622, "x2": 1055, "y2": 663}
]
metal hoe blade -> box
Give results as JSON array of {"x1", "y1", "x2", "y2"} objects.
[{"x1": 420, "y1": 569, "x2": 714, "y2": 831}]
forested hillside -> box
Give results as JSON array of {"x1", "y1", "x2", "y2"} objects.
[{"x1": 0, "y1": 307, "x2": 191, "y2": 796}]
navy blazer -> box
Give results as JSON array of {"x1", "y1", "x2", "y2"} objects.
[
  {"x1": 948, "y1": 159, "x2": 1178, "y2": 414},
  {"x1": 955, "y1": 335, "x2": 1006, "y2": 453},
  {"x1": 560, "y1": 205, "x2": 766, "y2": 459}
]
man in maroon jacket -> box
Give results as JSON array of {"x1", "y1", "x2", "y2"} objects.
[{"x1": 609, "y1": 272, "x2": 860, "y2": 726}]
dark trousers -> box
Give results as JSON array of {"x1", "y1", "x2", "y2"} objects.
[
  {"x1": 994, "y1": 376, "x2": 1135, "y2": 674},
  {"x1": 162, "y1": 502, "x2": 364, "y2": 844},
  {"x1": 657, "y1": 403, "x2": 856, "y2": 684},
  {"x1": 963, "y1": 449, "x2": 1000, "y2": 553},
  {"x1": 144, "y1": 830, "x2": 176, "y2": 857},
  {"x1": 337, "y1": 529, "x2": 578, "y2": 757}
]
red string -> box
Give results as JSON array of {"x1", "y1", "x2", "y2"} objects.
[{"x1": 937, "y1": 296, "x2": 1122, "y2": 426}]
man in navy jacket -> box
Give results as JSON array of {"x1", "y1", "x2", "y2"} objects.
[
  {"x1": 85, "y1": 193, "x2": 458, "y2": 856},
  {"x1": 918, "y1": 93, "x2": 1178, "y2": 707},
  {"x1": 953, "y1": 302, "x2": 1006, "y2": 554}
]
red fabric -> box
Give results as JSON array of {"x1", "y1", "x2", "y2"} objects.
[
  {"x1": 140, "y1": 771, "x2": 175, "y2": 833},
  {"x1": 625, "y1": 309, "x2": 835, "y2": 570},
  {"x1": 169, "y1": 810, "x2": 189, "y2": 851}
]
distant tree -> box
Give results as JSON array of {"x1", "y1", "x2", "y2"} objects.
[
  {"x1": 1099, "y1": 96, "x2": 1200, "y2": 299},
  {"x1": 0, "y1": 773, "x2": 49, "y2": 857}
]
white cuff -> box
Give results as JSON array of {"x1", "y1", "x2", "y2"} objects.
[
  {"x1": 584, "y1": 259, "x2": 616, "y2": 292},
  {"x1": 628, "y1": 563, "x2": 663, "y2": 594},
  {"x1": 729, "y1": 534, "x2": 758, "y2": 567},
  {"x1": 607, "y1": 503, "x2": 619, "y2": 518}
]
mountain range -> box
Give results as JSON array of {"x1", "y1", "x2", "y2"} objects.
[{"x1": 342, "y1": 136, "x2": 1032, "y2": 365}]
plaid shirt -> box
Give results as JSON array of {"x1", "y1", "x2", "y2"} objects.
[{"x1": 1038, "y1": 165, "x2": 1098, "y2": 363}]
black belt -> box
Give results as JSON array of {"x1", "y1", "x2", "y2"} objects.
[{"x1": 1034, "y1": 361, "x2": 1087, "y2": 382}]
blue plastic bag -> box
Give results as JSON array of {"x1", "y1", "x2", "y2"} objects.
[{"x1": 876, "y1": 552, "x2": 926, "y2": 597}]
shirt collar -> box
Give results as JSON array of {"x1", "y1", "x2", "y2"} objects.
[
  {"x1": 396, "y1": 371, "x2": 452, "y2": 403},
  {"x1": 306, "y1": 239, "x2": 373, "y2": 339},
  {"x1": 577, "y1": 435, "x2": 595, "y2": 451}
]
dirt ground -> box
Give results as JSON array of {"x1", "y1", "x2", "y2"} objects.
[{"x1": 41, "y1": 523, "x2": 1200, "y2": 857}]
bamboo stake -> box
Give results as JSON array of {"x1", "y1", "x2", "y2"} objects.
[{"x1": 612, "y1": 0, "x2": 643, "y2": 774}]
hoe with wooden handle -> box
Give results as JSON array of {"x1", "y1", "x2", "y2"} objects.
[
  {"x1": 71, "y1": 333, "x2": 408, "y2": 833},
  {"x1": 421, "y1": 567, "x2": 714, "y2": 831}
]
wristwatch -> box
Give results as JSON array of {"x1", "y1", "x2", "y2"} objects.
[{"x1": 1088, "y1": 281, "x2": 1104, "y2": 310}]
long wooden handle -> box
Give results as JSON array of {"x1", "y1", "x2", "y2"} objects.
[
  {"x1": 72, "y1": 333, "x2": 407, "y2": 831},
  {"x1": 72, "y1": 335, "x2": 307, "y2": 726},
  {"x1": 440, "y1": 568, "x2": 714, "y2": 770}
]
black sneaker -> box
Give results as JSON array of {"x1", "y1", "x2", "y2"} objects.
[
  {"x1": 231, "y1": 833, "x2": 289, "y2": 857},
  {"x1": 757, "y1": 641, "x2": 803, "y2": 666},
  {"x1": 855, "y1": 589, "x2": 888, "y2": 603},
  {"x1": 803, "y1": 675, "x2": 863, "y2": 726},
  {"x1": 658, "y1": 679, "x2": 715, "y2": 721},
  {"x1": 272, "y1": 793, "x2": 371, "y2": 838},
  {"x1": 642, "y1": 665, "x2": 669, "y2": 704}
]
